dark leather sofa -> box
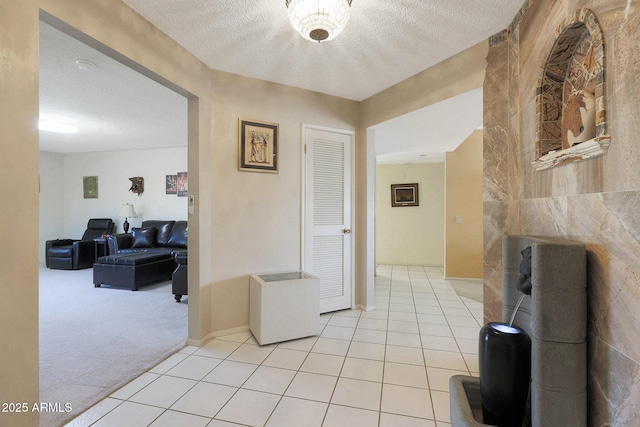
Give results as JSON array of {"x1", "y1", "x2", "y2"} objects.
[
  {"x1": 107, "y1": 220, "x2": 187, "y2": 256},
  {"x1": 99, "y1": 220, "x2": 187, "y2": 298},
  {"x1": 46, "y1": 218, "x2": 114, "y2": 270}
]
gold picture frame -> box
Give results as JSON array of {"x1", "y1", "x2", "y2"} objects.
[{"x1": 238, "y1": 118, "x2": 278, "y2": 173}]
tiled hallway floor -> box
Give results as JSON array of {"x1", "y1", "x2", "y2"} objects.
[{"x1": 66, "y1": 265, "x2": 482, "y2": 427}]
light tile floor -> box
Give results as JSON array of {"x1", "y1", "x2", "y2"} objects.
[{"x1": 66, "y1": 265, "x2": 483, "y2": 427}]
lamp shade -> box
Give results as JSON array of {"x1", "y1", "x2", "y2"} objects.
[
  {"x1": 118, "y1": 203, "x2": 137, "y2": 218},
  {"x1": 285, "y1": 0, "x2": 353, "y2": 42}
]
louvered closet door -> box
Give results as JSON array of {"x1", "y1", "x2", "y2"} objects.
[{"x1": 304, "y1": 127, "x2": 353, "y2": 313}]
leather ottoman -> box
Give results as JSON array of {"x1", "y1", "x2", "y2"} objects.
[
  {"x1": 172, "y1": 251, "x2": 188, "y2": 302},
  {"x1": 93, "y1": 252, "x2": 175, "y2": 291}
]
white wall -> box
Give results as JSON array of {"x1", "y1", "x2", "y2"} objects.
[
  {"x1": 39, "y1": 151, "x2": 65, "y2": 260},
  {"x1": 39, "y1": 146, "x2": 187, "y2": 261},
  {"x1": 375, "y1": 162, "x2": 445, "y2": 266}
]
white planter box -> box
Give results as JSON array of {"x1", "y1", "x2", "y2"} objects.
[{"x1": 249, "y1": 271, "x2": 320, "y2": 345}]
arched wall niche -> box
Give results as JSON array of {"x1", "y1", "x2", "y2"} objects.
[{"x1": 533, "y1": 8, "x2": 610, "y2": 171}]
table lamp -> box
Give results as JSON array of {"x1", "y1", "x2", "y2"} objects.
[{"x1": 118, "y1": 203, "x2": 138, "y2": 233}]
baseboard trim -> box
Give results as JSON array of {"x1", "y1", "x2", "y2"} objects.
[
  {"x1": 444, "y1": 277, "x2": 483, "y2": 283},
  {"x1": 355, "y1": 304, "x2": 377, "y2": 312},
  {"x1": 187, "y1": 325, "x2": 251, "y2": 347}
]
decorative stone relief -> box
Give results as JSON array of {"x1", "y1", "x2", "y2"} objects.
[{"x1": 532, "y1": 8, "x2": 610, "y2": 171}]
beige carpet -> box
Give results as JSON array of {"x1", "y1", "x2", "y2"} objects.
[{"x1": 39, "y1": 264, "x2": 187, "y2": 427}]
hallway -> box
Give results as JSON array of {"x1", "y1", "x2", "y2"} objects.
[{"x1": 66, "y1": 265, "x2": 483, "y2": 426}]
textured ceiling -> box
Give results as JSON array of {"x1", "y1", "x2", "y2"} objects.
[
  {"x1": 122, "y1": 0, "x2": 524, "y2": 101},
  {"x1": 39, "y1": 22, "x2": 188, "y2": 154},
  {"x1": 39, "y1": 1, "x2": 525, "y2": 159}
]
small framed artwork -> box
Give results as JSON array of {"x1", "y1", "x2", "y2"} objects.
[
  {"x1": 166, "y1": 175, "x2": 177, "y2": 194},
  {"x1": 391, "y1": 183, "x2": 419, "y2": 207},
  {"x1": 238, "y1": 118, "x2": 278, "y2": 173},
  {"x1": 177, "y1": 172, "x2": 188, "y2": 197},
  {"x1": 83, "y1": 176, "x2": 98, "y2": 199}
]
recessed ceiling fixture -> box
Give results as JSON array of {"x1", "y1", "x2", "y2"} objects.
[
  {"x1": 75, "y1": 59, "x2": 96, "y2": 71},
  {"x1": 285, "y1": 0, "x2": 353, "y2": 42},
  {"x1": 39, "y1": 114, "x2": 79, "y2": 133}
]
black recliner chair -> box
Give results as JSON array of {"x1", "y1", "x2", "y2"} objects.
[{"x1": 45, "y1": 218, "x2": 114, "y2": 270}]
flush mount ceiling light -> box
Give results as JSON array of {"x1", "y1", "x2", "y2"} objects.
[
  {"x1": 285, "y1": 0, "x2": 353, "y2": 42},
  {"x1": 75, "y1": 59, "x2": 96, "y2": 71},
  {"x1": 39, "y1": 114, "x2": 79, "y2": 134}
]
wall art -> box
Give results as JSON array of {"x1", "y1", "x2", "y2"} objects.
[
  {"x1": 166, "y1": 174, "x2": 177, "y2": 194},
  {"x1": 83, "y1": 176, "x2": 98, "y2": 199},
  {"x1": 239, "y1": 118, "x2": 278, "y2": 173},
  {"x1": 391, "y1": 183, "x2": 419, "y2": 207},
  {"x1": 129, "y1": 176, "x2": 144, "y2": 196},
  {"x1": 177, "y1": 172, "x2": 188, "y2": 197}
]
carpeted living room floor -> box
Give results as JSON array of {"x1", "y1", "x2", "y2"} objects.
[{"x1": 39, "y1": 264, "x2": 188, "y2": 427}]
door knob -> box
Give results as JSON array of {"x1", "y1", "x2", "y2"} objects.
[{"x1": 343, "y1": 228, "x2": 351, "y2": 234}]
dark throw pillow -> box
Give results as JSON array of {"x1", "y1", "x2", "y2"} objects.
[
  {"x1": 167, "y1": 221, "x2": 188, "y2": 248},
  {"x1": 131, "y1": 227, "x2": 157, "y2": 248}
]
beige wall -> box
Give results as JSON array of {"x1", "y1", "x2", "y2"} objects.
[
  {"x1": 483, "y1": 1, "x2": 640, "y2": 424},
  {"x1": 376, "y1": 163, "x2": 445, "y2": 266},
  {"x1": 207, "y1": 70, "x2": 358, "y2": 332},
  {"x1": 445, "y1": 131, "x2": 483, "y2": 278},
  {"x1": 360, "y1": 41, "x2": 488, "y2": 128},
  {"x1": 0, "y1": 3, "x2": 40, "y2": 425}
]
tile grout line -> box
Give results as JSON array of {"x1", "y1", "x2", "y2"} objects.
[
  {"x1": 418, "y1": 266, "x2": 439, "y2": 424},
  {"x1": 82, "y1": 264, "x2": 474, "y2": 427}
]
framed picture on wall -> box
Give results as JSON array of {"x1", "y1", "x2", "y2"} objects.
[
  {"x1": 391, "y1": 183, "x2": 419, "y2": 207},
  {"x1": 166, "y1": 175, "x2": 177, "y2": 194},
  {"x1": 238, "y1": 118, "x2": 278, "y2": 173},
  {"x1": 83, "y1": 176, "x2": 98, "y2": 199},
  {"x1": 177, "y1": 172, "x2": 188, "y2": 197}
]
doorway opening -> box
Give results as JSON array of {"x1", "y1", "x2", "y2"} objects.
[
  {"x1": 38, "y1": 16, "x2": 193, "y2": 426},
  {"x1": 366, "y1": 89, "x2": 484, "y2": 305}
]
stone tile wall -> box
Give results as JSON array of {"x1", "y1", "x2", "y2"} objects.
[{"x1": 483, "y1": 0, "x2": 640, "y2": 425}]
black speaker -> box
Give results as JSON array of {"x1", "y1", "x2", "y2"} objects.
[{"x1": 479, "y1": 322, "x2": 531, "y2": 426}]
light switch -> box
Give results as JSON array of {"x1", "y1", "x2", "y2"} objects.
[{"x1": 455, "y1": 215, "x2": 462, "y2": 224}]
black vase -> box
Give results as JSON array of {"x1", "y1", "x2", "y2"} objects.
[{"x1": 479, "y1": 322, "x2": 531, "y2": 427}]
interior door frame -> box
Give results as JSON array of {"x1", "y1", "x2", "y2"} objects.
[{"x1": 300, "y1": 123, "x2": 356, "y2": 310}]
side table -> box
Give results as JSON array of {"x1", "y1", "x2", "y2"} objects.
[{"x1": 93, "y1": 237, "x2": 108, "y2": 263}]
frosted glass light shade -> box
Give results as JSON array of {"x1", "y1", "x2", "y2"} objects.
[
  {"x1": 38, "y1": 114, "x2": 79, "y2": 133},
  {"x1": 285, "y1": 0, "x2": 352, "y2": 42}
]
